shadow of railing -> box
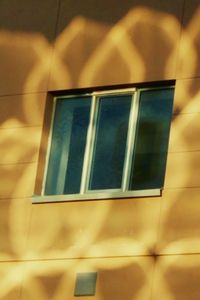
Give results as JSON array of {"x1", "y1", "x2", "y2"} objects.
[{"x1": 0, "y1": 2, "x2": 200, "y2": 299}]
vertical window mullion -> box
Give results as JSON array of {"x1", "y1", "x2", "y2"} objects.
[
  {"x1": 121, "y1": 91, "x2": 140, "y2": 191},
  {"x1": 80, "y1": 95, "x2": 98, "y2": 194}
]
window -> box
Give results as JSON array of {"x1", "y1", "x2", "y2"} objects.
[{"x1": 38, "y1": 86, "x2": 174, "y2": 202}]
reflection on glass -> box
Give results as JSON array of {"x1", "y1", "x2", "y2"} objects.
[
  {"x1": 45, "y1": 97, "x2": 91, "y2": 195},
  {"x1": 89, "y1": 95, "x2": 132, "y2": 190},
  {"x1": 129, "y1": 88, "x2": 174, "y2": 190}
]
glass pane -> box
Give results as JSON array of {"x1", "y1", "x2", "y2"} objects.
[
  {"x1": 89, "y1": 95, "x2": 132, "y2": 190},
  {"x1": 45, "y1": 97, "x2": 91, "y2": 195},
  {"x1": 129, "y1": 88, "x2": 174, "y2": 190}
]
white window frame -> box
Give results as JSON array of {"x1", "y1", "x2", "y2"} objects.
[{"x1": 32, "y1": 86, "x2": 172, "y2": 203}]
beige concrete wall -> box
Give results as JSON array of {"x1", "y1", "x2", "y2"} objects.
[{"x1": 0, "y1": 0, "x2": 200, "y2": 299}]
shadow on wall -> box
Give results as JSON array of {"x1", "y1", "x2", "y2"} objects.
[
  {"x1": 0, "y1": 0, "x2": 187, "y2": 38},
  {"x1": 0, "y1": 1, "x2": 200, "y2": 299},
  {"x1": 2, "y1": 257, "x2": 151, "y2": 300}
]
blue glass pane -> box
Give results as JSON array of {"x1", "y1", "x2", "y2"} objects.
[
  {"x1": 45, "y1": 97, "x2": 91, "y2": 195},
  {"x1": 89, "y1": 95, "x2": 132, "y2": 190},
  {"x1": 129, "y1": 88, "x2": 174, "y2": 190}
]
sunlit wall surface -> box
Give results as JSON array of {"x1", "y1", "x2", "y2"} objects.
[{"x1": 1, "y1": 0, "x2": 200, "y2": 299}]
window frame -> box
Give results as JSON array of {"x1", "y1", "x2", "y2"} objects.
[{"x1": 32, "y1": 85, "x2": 174, "y2": 203}]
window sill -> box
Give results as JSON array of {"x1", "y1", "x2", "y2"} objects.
[{"x1": 32, "y1": 189, "x2": 161, "y2": 204}]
